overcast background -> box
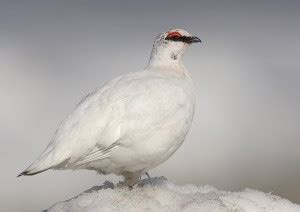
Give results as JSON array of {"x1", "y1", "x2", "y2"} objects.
[{"x1": 1, "y1": 0, "x2": 299, "y2": 211}]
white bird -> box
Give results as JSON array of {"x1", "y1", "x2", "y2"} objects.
[{"x1": 18, "y1": 29, "x2": 201, "y2": 187}]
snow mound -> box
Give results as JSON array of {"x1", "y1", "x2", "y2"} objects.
[{"x1": 47, "y1": 177, "x2": 300, "y2": 212}]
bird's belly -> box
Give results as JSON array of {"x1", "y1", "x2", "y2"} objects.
[
  {"x1": 82, "y1": 114, "x2": 192, "y2": 175},
  {"x1": 107, "y1": 107, "x2": 194, "y2": 173}
]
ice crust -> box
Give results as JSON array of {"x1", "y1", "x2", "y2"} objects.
[{"x1": 47, "y1": 177, "x2": 300, "y2": 212}]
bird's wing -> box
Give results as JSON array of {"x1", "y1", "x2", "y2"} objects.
[
  {"x1": 25, "y1": 71, "x2": 190, "y2": 173},
  {"x1": 73, "y1": 72, "x2": 192, "y2": 163},
  {"x1": 71, "y1": 142, "x2": 120, "y2": 166}
]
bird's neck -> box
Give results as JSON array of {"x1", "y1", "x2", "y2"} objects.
[{"x1": 146, "y1": 47, "x2": 188, "y2": 76}]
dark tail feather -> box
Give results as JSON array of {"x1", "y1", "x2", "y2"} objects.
[
  {"x1": 17, "y1": 150, "x2": 70, "y2": 178},
  {"x1": 17, "y1": 167, "x2": 50, "y2": 177}
]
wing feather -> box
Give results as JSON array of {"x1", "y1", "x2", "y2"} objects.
[{"x1": 72, "y1": 142, "x2": 120, "y2": 166}]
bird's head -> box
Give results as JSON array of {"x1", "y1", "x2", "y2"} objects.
[{"x1": 147, "y1": 29, "x2": 201, "y2": 71}]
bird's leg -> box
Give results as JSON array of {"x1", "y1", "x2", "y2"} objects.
[
  {"x1": 123, "y1": 172, "x2": 141, "y2": 189},
  {"x1": 145, "y1": 172, "x2": 151, "y2": 179}
]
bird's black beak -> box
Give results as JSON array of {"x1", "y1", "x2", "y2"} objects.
[
  {"x1": 165, "y1": 35, "x2": 202, "y2": 44},
  {"x1": 188, "y1": 36, "x2": 202, "y2": 44}
]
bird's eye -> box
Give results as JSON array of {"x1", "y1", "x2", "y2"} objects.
[{"x1": 166, "y1": 31, "x2": 182, "y2": 40}]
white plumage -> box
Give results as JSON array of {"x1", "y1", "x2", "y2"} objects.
[{"x1": 19, "y1": 29, "x2": 201, "y2": 186}]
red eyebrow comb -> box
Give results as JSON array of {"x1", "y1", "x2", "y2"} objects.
[{"x1": 166, "y1": 31, "x2": 182, "y2": 38}]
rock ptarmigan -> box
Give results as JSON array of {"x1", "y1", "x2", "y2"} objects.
[{"x1": 18, "y1": 29, "x2": 201, "y2": 187}]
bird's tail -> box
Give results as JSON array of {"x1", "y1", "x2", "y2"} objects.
[
  {"x1": 17, "y1": 166, "x2": 50, "y2": 177},
  {"x1": 17, "y1": 148, "x2": 67, "y2": 177}
]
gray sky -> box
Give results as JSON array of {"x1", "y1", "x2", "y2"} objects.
[{"x1": 1, "y1": 1, "x2": 300, "y2": 211}]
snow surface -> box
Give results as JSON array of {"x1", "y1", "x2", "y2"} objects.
[{"x1": 47, "y1": 177, "x2": 300, "y2": 212}]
